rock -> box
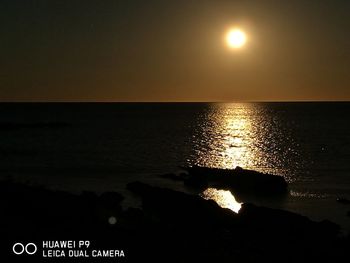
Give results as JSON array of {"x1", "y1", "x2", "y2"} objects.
[
  {"x1": 182, "y1": 165, "x2": 288, "y2": 196},
  {"x1": 239, "y1": 203, "x2": 340, "y2": 239},
  {"x1": 336, "y1": 197, "x2": 350, "y2": 205},
  {"x1": 99, "y1": 192, "x2": 124, "y2": 207},
  {"x1": 0, "y1": 180, "x2": 346, "y2": 262},
  {"x1": 127, "y1": 181, "x2": 237, "y2": 228},
  {"x1": 183, "y1": 173, "x2": 208, "y2": 188},
  {"x1": 159, "y1": 173, "x2": 185, "y2": 181},
  {"x1": 127, "y1": 182, "x2": 339, "y2": 241},
  {"x1": 96, "y1": 192, "x2": 124, "y2": 224}
]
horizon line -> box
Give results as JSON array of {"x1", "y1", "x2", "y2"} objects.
[{"x1": 0, "y1": 100, "x2": 349, "y2": 103}]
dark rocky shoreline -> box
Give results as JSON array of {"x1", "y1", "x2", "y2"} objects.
[
  {"x1": 161, "y1": 166, "x2": 288, "y2": 200},
  {"x1": 0, "y1": 167, "x2": 349, "y2": 262}
]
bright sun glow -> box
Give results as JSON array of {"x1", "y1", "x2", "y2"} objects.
[{"x1": 226, "y1": 29, "x2": 246, "y2": 49}]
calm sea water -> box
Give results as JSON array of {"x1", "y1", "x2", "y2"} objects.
[{"x1": 0, "y1": 103, "x2": 349, "y2": 230}]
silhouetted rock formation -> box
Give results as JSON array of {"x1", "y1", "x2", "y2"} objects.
[
  {"x1": 127, "y1": 181, "x2": 345, "y2": 262},
  {"x1": 128, "y1": 181, "x2": 338, "y2": 236},
  {"x1": 0, "y1": 179, "x2": 347, "y2": 262},
  {"x1": 127, "y1": 181, "x2": 237, "y2": 228},
  {"x1": 161, "y1": 166, "x2": 288, "y2": 197}
]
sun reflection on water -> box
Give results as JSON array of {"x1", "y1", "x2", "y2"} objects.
[
  {"x1": 194, "y1": 103, "x2": 262, "y2": 170},
  {"x1": 201, "y1": 188, "x2": 242, "y2": 213},
  {"x1": 187, "y1": 103, "x2": 303, "y2": 182},
  {"x1": 187, "y1": 103, "x2": 302, "y2": 182}
]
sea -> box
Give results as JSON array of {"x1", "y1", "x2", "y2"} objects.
[{"x1": 0, "y1": 102, "x2": 349, "y2": 232}]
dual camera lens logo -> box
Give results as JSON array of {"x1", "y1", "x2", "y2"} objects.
[{"x1": 12, "y1": 243, "x2": 37, "y2": 255}]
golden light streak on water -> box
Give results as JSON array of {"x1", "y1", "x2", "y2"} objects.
[{"x1": 194, "y1": 103, "x2": 263, "y2": 170}]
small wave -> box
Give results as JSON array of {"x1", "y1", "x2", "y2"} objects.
[{"x1": 290, "y1": 190, "x2": 329, "y2": 198}]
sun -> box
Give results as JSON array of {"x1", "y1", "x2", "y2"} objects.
[{"x1": 226, "y1": 28, "x2": 246, "y2": 49}]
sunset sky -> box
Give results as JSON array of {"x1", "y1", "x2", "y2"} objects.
[{"x1": 1, "y1": 0, "x2": 349, "y2": 101}]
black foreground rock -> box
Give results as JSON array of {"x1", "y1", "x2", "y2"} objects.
[{"x1": 0, "y1": 179, "x2": 348, "y2": 263}]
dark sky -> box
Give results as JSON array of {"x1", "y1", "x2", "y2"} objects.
[{"x1": 1, "y1": 0, "x2": 349, "y2": 101}]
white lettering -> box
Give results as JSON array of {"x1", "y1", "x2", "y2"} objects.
[
  {"x1": 69, "y1": 250, "x2": 89, "y2": 257},
  {"x1": 43, "y1": 250, "x2": 65, "y2": 257},
  {"x1": 92, "y1": 250, "x2": 125, "y2": 257}
]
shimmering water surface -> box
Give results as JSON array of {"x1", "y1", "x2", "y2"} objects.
[
  {"x1": 0, "y1": 103, "x2": 349, "y2": 230},
  {"x1": 192, "y1": 103, "x2": 300, "y2": 179}
]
